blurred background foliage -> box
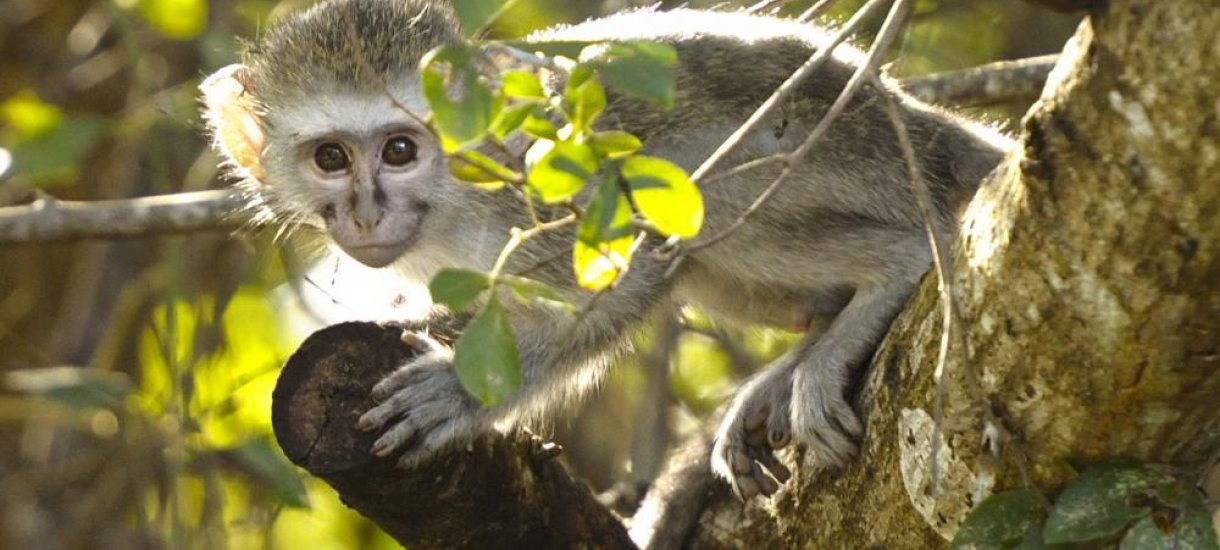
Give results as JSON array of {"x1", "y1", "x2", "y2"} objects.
[{"x1": 0, "y1": 0, "x2": 1078, "y2": 548}]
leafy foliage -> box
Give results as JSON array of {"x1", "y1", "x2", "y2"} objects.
[{"x1": 951, "y1": 462, "x2": 1220, "y2": 549}]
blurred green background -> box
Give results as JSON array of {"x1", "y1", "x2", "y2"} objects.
[{"x1": 0, "y1": 0, "x2": 1077, "y2": 548}]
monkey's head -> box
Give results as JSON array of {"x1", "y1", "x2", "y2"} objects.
[{"x1": 201, "y1": 0, "x2": 466, "y2": 268}]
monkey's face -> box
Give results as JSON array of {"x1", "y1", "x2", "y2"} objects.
[{"x1": 262, "y1": 89, "x2": 451, "y2": 268}]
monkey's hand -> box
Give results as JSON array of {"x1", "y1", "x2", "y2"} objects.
[
  {"x1": 356, "y1": 330, "x2": 482, "y2": 469},
  {"x1": 710, "y1": 363, "x2": 795, "y2": 500}
]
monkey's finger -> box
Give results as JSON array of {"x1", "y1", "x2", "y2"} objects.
[
  {"x1": 746, "y1": 425, "x2": 769, "y2": 448},
  {"x1": 371, "y1": 416, "x2": 419, "y2": 457},
  {"x1": 767, "y1": 410, "x2": 792, "y2": 450},
  {"x1": 833, "y1": 405, "x2": 864, "y2": 438},
  {"x1": 743, "y1": 403, "x2": 770, "y2": 431},
  {"x1": 752, "y1": 450, "x2": 791, "y2": 484},
  {"x1": 734, "y1": 473, "x2": 761, "y2": 501},
  {"x1": 400, "y1": 330, "x2": 447, "y2": 355},
  {"x1": 757, "y1": 469, "x2": 780, "y2": 497},
  {"x1": 371, "y1": 366, "x2": 428, "y2": 401},
  {"x1": 730, "y1": 447, "x2": 754, "y2": 476}
]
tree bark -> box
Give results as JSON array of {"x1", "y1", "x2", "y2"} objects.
[
  {"x1": 271, "y1": 321, "x2": 635, "y2": 550},
  {"x1": 641, "y1": 0, "x2": 1220, "y2": 547}
]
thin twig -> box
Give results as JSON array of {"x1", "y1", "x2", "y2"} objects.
[
  {"x1": 799, "y1": 0, "x2": 842, "y2": 22},
  {"x1": 679, "y1": 0, "x2": 913, "y2": 261},
  {"x1": 687, "y1": 0, "x2": 890, "y2": 186},
  {"x1": 878, "y1": 87, "x2": 956, "y2": 492},
  {"x1": 700, "y1": 154, "x2": 790, "y2": 187}
]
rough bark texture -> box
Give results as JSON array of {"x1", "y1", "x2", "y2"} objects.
[
  {"x1": 271, "y1": 321, "x2": 634, "y2": 550},
  {"x1": 659, "y1": 0, "x2": 1220, "y2": 547}
]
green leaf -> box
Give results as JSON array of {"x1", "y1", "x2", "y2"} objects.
[
  {"x1": 228, "y1": 438, "x2": 309, "y2": 508},
  {"x1": 574, "y1": 177, "x2": 636, "y2": 290},
  {"x1": 449, "y1": 150, "x2": 518, "y2": 187},
  {"x1": 1119, "y1": 480, "x2": 1220, "y2": 550},
  {"x1": 621, "y1": 155, "x2": 703, "y2": 238},
  {"x1": 526, "y1": 139, "x2": 597, "y2": 203},
  {"x1": 503, "y1": 40, "x2": 594, "y2": 60},
  {"x1": 950, "y1": 490, "x2": 1046, "y2": 549},
  {"x1": 589, "y1": 131, "x2": 642, "y2": 159},
  {"x1": 521, "y1": 114, "x2": 559, "y2": 140},
  {"x1": 451, "y1": 0, "x2": 509, "y2": 37},
  {"x1": 564, "y1": 74, "x2": 606, "y2": 135},
  {"x1": 421, "y1": 44, "x2": 495, "y2": 150},
  {"x1": 500, "y1": 274, "x2": 565, "y2": 303},
  {"x1": 429, "y1": 268, "x2": 490, "y2": 311},
  {"x1": 490, "y1": 102, "x2": 538, "y2": 139},
  {"x1": 5, "y1": 366, "x2": 132, "y2": 410},
  {"x1": 582, "y1": 41, "x2": 678, "y2": 107},
  {"x1": 1043, "y1": 461, "x2": 1178, "y2": 545},
  {"x1": 501, "y1": 70, "x2": 545, "y2": 99},
  {"x1": 453, "y1": 296, "x2": 522, "y2": 407},
  {"x1": 8, "y1": 116, "x2": 107, "y2": 186},
  {"x1": 139, "y1": 0, "x2": 207, "y2": 40}
]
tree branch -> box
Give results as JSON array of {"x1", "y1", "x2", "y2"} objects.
[
  {"x1": 900, "y1": 54, "x2": 1058, "y2": 107},
  {"x1": 0, "y1": 190, "x2": 246, "y2": 243}
]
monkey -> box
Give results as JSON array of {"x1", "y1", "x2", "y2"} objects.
[{"x1": 200, "y1": 0, "x2": 1012, "y2": 501}]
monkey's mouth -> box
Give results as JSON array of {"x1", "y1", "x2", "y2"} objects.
[{"x1": 342, "y1": 241, "x2": 413, "y2": 268}]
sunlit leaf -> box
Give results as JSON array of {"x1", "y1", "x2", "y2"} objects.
[
  {"x1": 526, "y1": 139, "x2": 597, "y2": 203},
  {"x1": 501, "y1": 70, "x2": 545, "y2": 99},
  {"x1": 582, "y1": 41, "x2": 678, "y2": 107},
  {"x1": 451, "y1": 0, "x2": 509, "y2": 37},
  {"x1": 227, "y1": 438, "x2": 310, "y2": 508},
  {"x1": 521, "y1": 114, "x2": 559, "y2": 140},
  {"x1": 453, "y1": 297, "x2": 521, "y2": 407},
  {"x1": 429, "y1": 268, "x2": 490, "y2": 311},
  {"x1": 140, "y1": 0, "x2": 207, "y2": 40},
  {"x1": 949, "y1": 489, "x2": 1046, "y2": 549},
  {"x1": 5, "y1": 366, "x2": 132, "y2": 410},
  {"x1": 6, "y1": 116, "x2": 107, "y2": 186},
  {"x1": 449, "y1": 150, "x2": 517, "y2": 187},
  {"x1": 1, "y1": 90, "x2": 63, "y2": 137},
  {"x1": 621, "y1": 155, "x2": 703, "y2": 238},
  {"x1": 1043, "y1": 461, "x2": 1178, "y2": 544},
  {"x1": 490, "y1": 102, "x2": 538, "y2": 139},
  {"x1": 421, "y1": 44, "x2": 495, "y2": 150},
  {"x1": 589, "y1": 131, "x2": 641, "y2": 159},
  {"x1": 574, "y1": 178, "x2": 636, "y2": 290},
  {"x1": 564, "y1": 74, "x2": 605, "y2": 135}
]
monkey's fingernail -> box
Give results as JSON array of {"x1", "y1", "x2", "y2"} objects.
[
  {"x1": 356, "y1": 414, "x2": 378, "y2": 431},
  {"x1": 371, "y1": 438, "x2": 392, "y2": 457},
  {"x1": 769, "y1": 429, "x2": 790, "y2": 449}
]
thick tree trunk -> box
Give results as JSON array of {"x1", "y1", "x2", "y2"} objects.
[{"x1": 642, "y1": 0, "x2": 1220, "y2": 546}]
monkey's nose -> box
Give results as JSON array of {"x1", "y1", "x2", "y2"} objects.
[{"x1": 352, "y1": 206, "x2": 385, "y2": 232}]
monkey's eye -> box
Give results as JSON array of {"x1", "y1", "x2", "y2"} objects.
[
  {"x1": 382, "y1": 136, "x2": 418, "y2": 166},
  {"x1": 314, "y1": 143, "x2": 350, "y2": 172}
]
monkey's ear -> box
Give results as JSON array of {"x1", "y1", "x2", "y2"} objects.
[{"x1": 201, "y1": 64, "x2": 266, "y2": 181}]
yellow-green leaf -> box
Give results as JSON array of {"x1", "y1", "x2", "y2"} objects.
[
  {"x1": 621, "y1": 155, "x2": 703, "y2": 238},
  {"x1": 582, "y1": 41, "x2": 678, "y2": 108},
  {"x1": 452, "y1": 0, "x2": 509, "y2": 37},
  {"x1": 449, "y1": 150, "x2": 518, "y2": 187},
  {"x1": 502, "y1": 70, "x2": 545, "y2": 99},
  {"x1": 589, "y1": 131, "x2": 642, "y2": 159},
  {"x1": 574, "y1": 178, "x2": 636, "y2": 291},
  {"x1": 526, "y1": 139, "x2": 597, "y2": 203},
  {"x1": 140, "y1": 0, "x2": 207, "y2": 40},
  {"x1": 453, "y1": 297, "x2": 521, "y2": 407},
  {"x1": 564, "y1": 73, "x2": 605, "y2": 135}
]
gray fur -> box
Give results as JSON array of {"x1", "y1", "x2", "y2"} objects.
[{"x1": 207, "y1": 0, "x2": 1012, "y2": 500}]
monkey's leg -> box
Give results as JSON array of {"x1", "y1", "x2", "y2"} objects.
[{"x1": 788, "y1": 279, "x2": 917, "y2": 466}]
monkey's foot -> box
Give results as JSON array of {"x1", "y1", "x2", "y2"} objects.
[
  {"x1": 789, "y1": 360, "x2": 863, "y2": 469},
  {"x1": 710, "y1": 369, "x2": 794, "y2": 500},
  {"x1": 356, "y1": 330, "x2": 481, "y2": 469}
]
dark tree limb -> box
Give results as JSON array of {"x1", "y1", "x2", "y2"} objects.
[
  {"x1": 271, "y1": 321, "x2": 635, "y2": 550},
  {"x1": 901, "y1": 55, "x2": 1058, "y2": 107},
  {"x1": 0, "y1": 190, "x2": 246, "y2": 242}
]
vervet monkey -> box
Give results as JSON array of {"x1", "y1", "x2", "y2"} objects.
[{"x1": 201, "y1": 0, "x2": 1011, "y2": 500}]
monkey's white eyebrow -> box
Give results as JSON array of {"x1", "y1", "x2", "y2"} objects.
[{"x1": 273, "y1": 84, "x2": 429, "y2": 139}]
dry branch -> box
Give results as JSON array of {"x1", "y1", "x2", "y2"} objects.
[
  {"x1": 0, "y1": 190, "x2": 245, "y2": 243},
  {"x1": 901, "y1": 54, "x2": 1058, "y2": 107},
  {"x1": 271, "y1": 320, "x2": 635, "y2": 550}
]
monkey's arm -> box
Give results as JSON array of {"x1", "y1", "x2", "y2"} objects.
[{"x1": 357, "y1": 247, "x2": 674, "y2": 467}]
